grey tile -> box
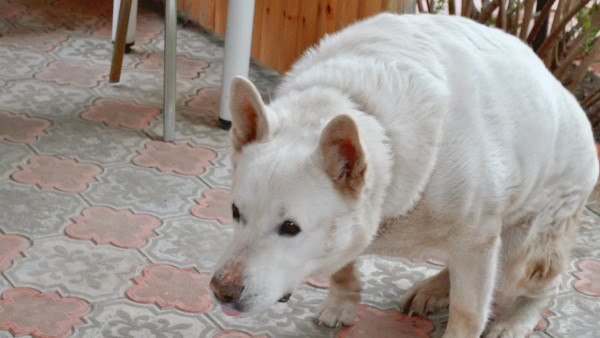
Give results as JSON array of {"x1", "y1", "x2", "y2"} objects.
[
  {"x1": 73, "y1": 299, "x2": 222, "y2": 338},
  {"x1": 83, "y1": 166, "x2": 207, "y2": 217},
  {"x1": 4, "y1": 237, "x2": 147, "y2": 301},
  {"x1": 141, "y1": 216, "x2": 232, "y2": 272},
  {"x1": 0, "y1": 183, "x2": 85, "y2": 238}
]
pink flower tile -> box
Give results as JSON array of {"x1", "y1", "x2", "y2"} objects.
[
  {"x1": 0, "y1": 2, "x2": 27, "y2": 19},
  {"x1": 215, "y1": 331, "x2": 269, "y2": 338},
  {"x1": 81, "y1": 98, "x2": 160, "y2": 129},
  {"x1": 574, "y1": 259, "x2": 600, "y2": 297},
  {"x1": 11, "y1": 155, "x2": 102, "y2": 192},
  {"x1": 132, "y1": 141, "x2": 216, "y2": 175},
  {"x1": 191, "y1": 188, "x2": 231, "y2": 224},
  {"x1": 0, "y1": 288, "x2": 90, "y2": 337},
  {"x1": 336, "y1": 306, "x2": 434, "y2": 337},
  {"x1": 187, "y1": 87, "x2": 220, "y2": 115},
  {"x1": 66, "y1": 206, "x2": 161, "y2": 249},
  {"x1": 34, "y1": 60, "x2": 107, "y2": 88},
  {"x1": 0, "y1": 28, "x2": 68, "y2": 51},
  {"x1": 126, "y1": 264, "x2": 212, "y2": 313},
  {"x1": 93, "y1": 22, "x2": 161, "y2": 45},
  {"x1": 0, "y1": 230, "x2": 29, "y2": 271},
  {"x1": 0, "y1": 111, "x2": 50, "y2": 143},
  {"x1": 137, "y1": 53, "x2": 209, "y2": 79}
]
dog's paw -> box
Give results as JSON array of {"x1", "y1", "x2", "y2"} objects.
[
  {"x1": 315, "y1": 295, "x2": 358, "y2": 328},
  {"x1": 484, "y1": 323, "x2": 532, "y2": 338},
  {"x1": 401, "y1": 270, "x2": 450, "y2": 316}
]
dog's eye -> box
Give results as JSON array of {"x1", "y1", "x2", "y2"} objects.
[
  {"x1": 232, "y1": 204, "x2": 240, "y2": 222},
  {"x1": 279, "y1": 220, "x2": 301, "y2": 236}
]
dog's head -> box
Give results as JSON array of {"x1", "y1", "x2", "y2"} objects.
[{"x1": 210, "y1": 77, "x2": 372, "y2": 315}]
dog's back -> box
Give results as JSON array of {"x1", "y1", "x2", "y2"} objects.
[
  {"x1": 278, "y1": 13, "x2": 598, "y2": 336},
  {"x1": 279, "y1": 13, "x2": 597, "y2": 226}
]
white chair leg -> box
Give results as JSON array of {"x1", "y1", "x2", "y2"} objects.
[
  {"x1": 112, "y1": 0, "x2": 138, "y2": 50},
  {"x1": 218, "y1": 0, "x2": 256, "y2": 129},
  {"x1": 163, "y1": 0, "x2": 177, "y2": 142}
]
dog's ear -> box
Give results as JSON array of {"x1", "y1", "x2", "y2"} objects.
[
  {"x1": 229, "y1": 76, "x2": 270, "y2": 152},
  {"x1": 319, "y1": 115, "x2": 366, "y2": 198}
]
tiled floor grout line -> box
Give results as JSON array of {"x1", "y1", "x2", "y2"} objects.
[
  {"x1": 24, "y1": 142, "x2": 39, "y2": 156},
  {"x1": 585, "y1": 205, "x2": 600, "y2": 217},
  {"x1": 77, "y1": 192, "x2": 94, "y2": 208},
  {"x1": 1, "y1": 272, "x2": 16, "y2": 289}
]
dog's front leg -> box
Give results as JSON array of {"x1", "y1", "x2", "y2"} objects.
[
  {"x1": 316, "y1": 261, "x2": 361, "y2": 328},
  {"x1": 444, "y1": 235, "x2": 501, "y2": 338}
]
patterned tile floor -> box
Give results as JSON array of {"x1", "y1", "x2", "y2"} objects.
[{"x1": 0, "y1": 1, "x2": 599, "y2": 337}]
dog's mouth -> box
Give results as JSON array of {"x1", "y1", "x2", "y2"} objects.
[{"x1": 278, "y1": 293, "x2": 292, "y2": 303}]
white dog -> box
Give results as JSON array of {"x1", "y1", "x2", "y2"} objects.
[{"x1": 210, "y1": 13, "x2": 598, "y2": 337}]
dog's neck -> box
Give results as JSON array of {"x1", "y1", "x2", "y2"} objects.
[{"x1": 277, "y1": 58, "x2": 446, "y2": 221}]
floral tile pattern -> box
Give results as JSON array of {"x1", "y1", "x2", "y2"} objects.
[
  {"x1": 0, "y1": 142, "x2": 34, "y2": 180},
  {"x1": 0, "y1": 28, "x2": 68, "y2": 51},
  {"x1": 191, "y1": 188, "x2": 232, "y2": 224},
  {"x1": 187, "y1": 87, "x2": 220, "y2": 115},
  {"x1": 80, "y1": 98, "x2": 160, "y2": 129},
  {"x1": 73, "y1": 300, "x2": 221, "y2": 337},
  {"x1": 137, "y1": 53, "x2": 210, "y2": 79},
  {"x1": 1, "y1": 0, "x2": 599, "y2": 337},
  {"x1": 30, "y1": 119, "x2": 149, "y2": 165},
  {"x1": 144, "y1": 106, "x2": 232, "y2": 151},
  {"x1": 0, "y1": 276, "x2": 10, "y2": 295},
  {"x1": 133, "y1": 141, "x2": 216, "y2": 175},
  {"x1": 141, "y1": 216, "x2": 232, "y2": 271},
  {"x1": 51, "y1": 36, "x2": 123, "y2": 68},
  {"x1": 126, "y1": 264, "x2": 212, "y2": 313},
  {"x1": 337, "y1": 306, "x2": 434, "y2": 338},
  {"x1": 4, "y1": 237, "x2": 146, "y2": 301},
  {"x1": 0, "y1": 288, "x2": 90, "y2": 338},
  {"x1": 198, "y1": 150, "x2": 234, "y2": 187},
  {"x1": 0, "y1": 111, "x2": 50, "y2": 143},
  {"x1": 35, "y1": 60, "x2": 107, "y2": 88},
  {"x1": 574, "y1": 260, "x2": 600, "y2": 297},
  {"x1": 0, "y1": 47, "x2": 49, "y2": 80},
  {"x1": 0, "y1": 80, "x2": 95, "y2": 118},
  {"x1": 12, "y1": 155, "x2": 102, "y2": 192},
  {"x1": 93, "y1": 21, "x2": 161, "y2": 45},
  {"x1": 0, "y1": 231, "x2": 29, "y2": 271},
  {"x1": 82, "y1": 166, "x2": 205, "y2": 216},
  {"x1": 0, "y1": 184, "x2": 85, "y2": 238},
  {"x1": 215, "y1": 331, "x2": 269, "y2": 338},
  {"x1": 66, "y1": 206, "x2": 162, "y2": 249}
]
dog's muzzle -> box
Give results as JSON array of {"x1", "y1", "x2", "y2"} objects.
[{"x1": 278, "y1": 293, "x2": 292, "y2": 303}]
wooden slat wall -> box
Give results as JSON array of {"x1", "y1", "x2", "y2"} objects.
[{"x1": 177, "y1": 0, "x2": 407, "y2": 73}]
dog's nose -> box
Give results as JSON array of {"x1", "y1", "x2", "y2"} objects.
[{"x1": 210, "y1": 275, "x2": 244, "y2": 304}]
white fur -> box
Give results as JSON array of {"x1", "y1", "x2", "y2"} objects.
[{"x1": 211, "y1": 13, "x2": 599, "y2": 338}]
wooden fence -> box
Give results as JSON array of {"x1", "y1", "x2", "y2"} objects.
[{"x1": 175, "y1": 0, "x2": 407, "y2": 73}]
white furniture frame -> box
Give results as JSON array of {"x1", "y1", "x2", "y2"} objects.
[{"x1": 110, "y1": 0, "x2": 255, "y2": 141}]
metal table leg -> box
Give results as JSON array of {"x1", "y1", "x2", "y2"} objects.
[{"x1": 163, "y1": 0, "x2": 177, "y2": 142}]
